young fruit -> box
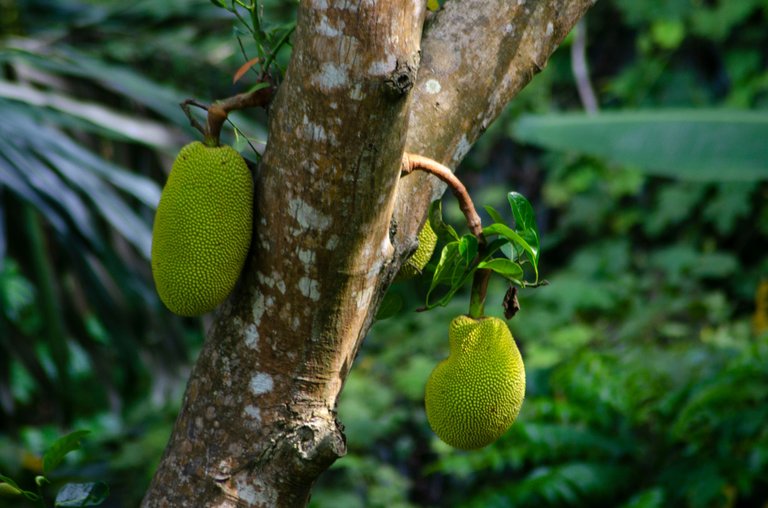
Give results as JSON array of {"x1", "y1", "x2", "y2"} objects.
[
  {"x1": 396, "y1": 221, "x2": 437, "y2": 280},
  {"x1": 151, "y1": 141, "x2": 253, "y2": 316},
  {"x1": 425, "y1": 315, "x2": 525, "y2": 449}
]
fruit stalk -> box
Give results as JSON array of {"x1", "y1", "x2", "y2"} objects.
[
  {"x1": 468, "y1": 268, "x2": 491, "y2": 318},
  {"x1": 180, "y1": 83, "x2": 274, "y2": 147},
  {"x1": 401, "y1": 152, "x2": 491, "y2": 316},
  {"x1": 401, "y1": 153, "x2": 484, "y2": 242}
]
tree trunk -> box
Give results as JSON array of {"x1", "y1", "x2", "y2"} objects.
[{"x1": 142, "y1": 0, "x2": 594, "y2": 506}]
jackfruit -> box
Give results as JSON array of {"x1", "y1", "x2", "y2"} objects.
[
  {"x1": 425, "y1": 315, "x2": 525, "y2": 449},
  {"x1": 151, "y1": 141, "x2": 253, "y2": 316},
  {"x1": 396, "y1": 221, "x2": 437, "y2": 280}
]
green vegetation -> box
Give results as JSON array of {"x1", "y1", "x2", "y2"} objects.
[
  {"x1": 1, "y1": 0, "x2": 767, "y2": 507},
  {"x1": 151, "y1": 141, "x2": 253, "y2": 316},
  {"x1": 0, "y1": 431, "x2": 108, "y2": 507}
]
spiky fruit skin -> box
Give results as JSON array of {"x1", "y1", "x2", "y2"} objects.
[
  {"x1": 425, "y1": 315, "x2": 525, "y2": 449},
  {"x1": 396, "y1": 221, "x2": 437, "y2": 280},
  {"x1": 151, "y1": 142, "x2": 253, "y2": 316}
]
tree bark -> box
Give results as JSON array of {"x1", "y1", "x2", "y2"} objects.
[{"x1": 143, "y1": 0, "x2": 594, "y2": 506}]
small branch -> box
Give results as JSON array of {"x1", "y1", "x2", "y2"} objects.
[
  {"x1": 180, "y1": 99, "x2": 209, "y2": 137},
  {"x1": 571, "y1": 19, "x2": 599, "y2": 115},
  {"x1": 206, "y1": 85, "x2": 275, "y2": 145},
  {"x1": 180, "y1": 83, "x2": 275, "y2": 147},
  {"x1": 401, "y1": 152, "x2": 484, "y2": 243}
]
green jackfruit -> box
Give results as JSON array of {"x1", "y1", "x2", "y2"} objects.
[
  {"x1": 425, "y1": 315, "x2": 525, "y2": 449},
  {"x1": 396, "y1": 221, "x2": 437, "y2": 280},
  {"x1": 151, "y1": 141, "x2": 253, "y2": 316}
]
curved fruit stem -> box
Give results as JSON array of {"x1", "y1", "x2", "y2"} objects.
[
  {"x1": 180, "y1": 82, "x2": 275, "y2": 147},
  {"x1": 401, "y1": 153, "x2": 484, "y2": 241},
  {"x1": 400, "y1": 152, "x2": 490, "y2": 317},
  {"x1": 468, "y1": 268, "x2": 491, "y2": 319}
]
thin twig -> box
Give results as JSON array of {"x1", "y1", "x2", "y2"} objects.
[
  {"x1": 571, "y1": 19, "x2": 599, "y2": 115},
  {"x1": 260, "y1": 25, "x2": 295, "y2": 79},
  {"x1": 401, "y1": 152, "x2": 484, "y2": 243},
  {"x1": 226, "y1": 117, "x2": 265, "y2": 158},
  {"x1": 180, "y1": 99, "x2": 209, "y2": 137}
]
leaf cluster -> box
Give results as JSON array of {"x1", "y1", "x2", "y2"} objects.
[
  {"x1": 209, "y1": 0, "x2": 296, "y2": 83},
  {"x1": 1, "y1": 430, "x2": 109, "y2": 507},
  {"x1": 424, "y1": 192, "x2": 541, "y2": 310}
]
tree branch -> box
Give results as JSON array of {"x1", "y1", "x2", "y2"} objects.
[{"x1": 401, "y1": 152, "x2": 483, "y2": 241}]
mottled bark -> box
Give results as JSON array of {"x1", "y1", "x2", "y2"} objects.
[{"x1": 143, "y1": 0, "x2": 594, "y2": 506}]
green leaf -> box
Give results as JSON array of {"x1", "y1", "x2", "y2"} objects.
[
  {"x1": 458, "y1": 234, "x2": 479, "y2": 266},
  {"x1": 484, "y1": 237, "x2": 512, "y2": 260},
  {"x1": 425, "y1": 242, "x2": 474, "y2": 308},
  {"x1": 507, "y1": 192, "x2": 536, "y2": 231},
  {"x1": 484, "y1": 220, "x2": 538, "y2": 261},
  {"x1": 428, "y1": 200, "x2": 459, "y2": 243},
  {"x1": 508, "y1": 192, "x2": 540, "y2": 256},
  {"x1": 247, "y1": 81, "x2": 272, "y2": 94},
  {"x1": 55, "y1": 482, "x2": 109, "y2": 507},
  {"x1": 477, "y1": 258, "x2": 524, "y2": 283},
  {"x1": 484, "y1": 204, "x2": 505, "y2": 224},
  {"x1": 0, "y1": 475, "x2": 21, "y2": 491},
  {"x1": 0, "y1": 482, "x2": 23, "y2": 497},
  {"x1": 512, "y1": 110, "x2": 768, "y2": 181},
  {"x1": 43, "y1": 430, "x2": 91, "y2": 474},
  {"x1": 620, "y1": 488, "x2": 667, "y2": 508},
  {"x1": 0, "y1": 475, "x2": 39, "y2": 501}
]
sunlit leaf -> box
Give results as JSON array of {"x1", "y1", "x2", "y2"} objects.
[
  {"x1": 477, "y1": 258, "x2": 524, "y2": 283},
  {"x1": 55, "y1": 482, "x2": 109, "y2": 507},
  {"x1": 483, "y1": 223, "x2": 539, "y2": 281},
  {"x1": 458, "y1": 234, "x2": 479, "y2": 267},
  {"x1": 508, "y1": 191, "x2": 540, "y2": 258}
]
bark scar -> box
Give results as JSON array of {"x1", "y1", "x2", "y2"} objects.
[{"x1": 383, "y1": 60, "x2": 417, "y2": 97}]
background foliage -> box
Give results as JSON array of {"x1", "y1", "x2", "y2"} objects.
[{"x1": 1, "y1": 0, "x2": 767, "y2": 506}]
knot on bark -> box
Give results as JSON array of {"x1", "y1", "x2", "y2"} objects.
[
  {"x1": 383, "y1": 60, "x2": 417, "y2": 98},
  {"x1": 285, "y1": 410, "x2": 346, "y2": 479}
]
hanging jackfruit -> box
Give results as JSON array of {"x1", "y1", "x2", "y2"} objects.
[
  {"x1": 151, "y1": 141, "x2": 253, "y2": 316},
  {"x1": 425, "y1": 315, "x2": 526, "y2": 449}
]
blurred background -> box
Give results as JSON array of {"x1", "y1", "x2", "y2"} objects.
[{"x1": 1, "y1": 0, "x2": 767, "y2": 506}]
